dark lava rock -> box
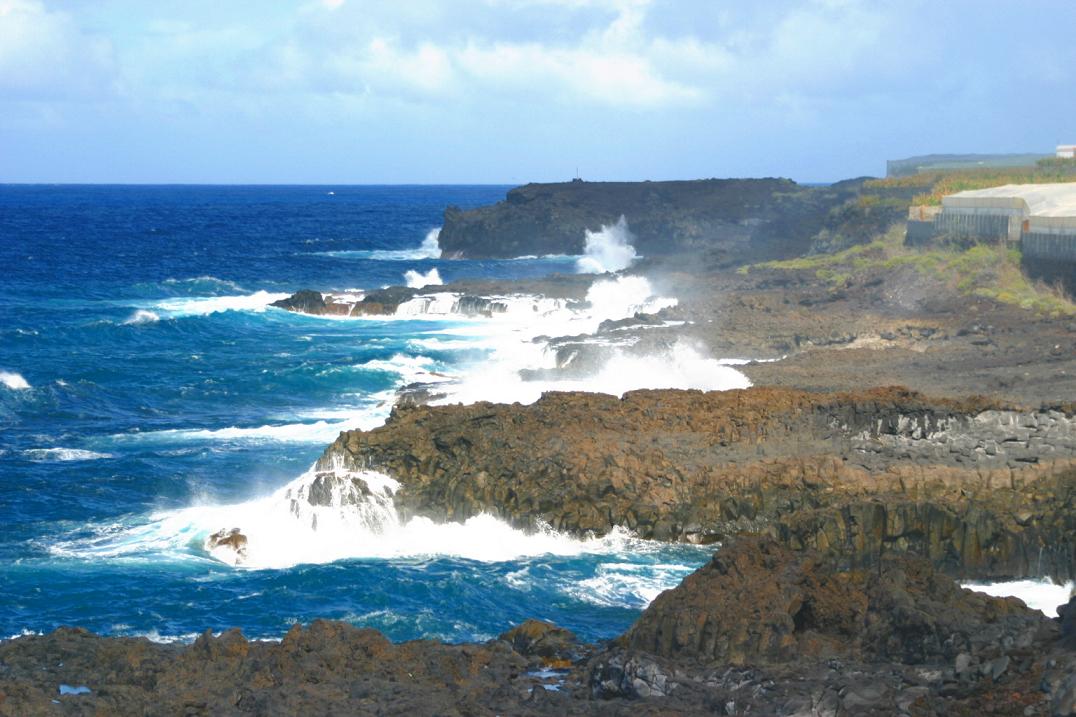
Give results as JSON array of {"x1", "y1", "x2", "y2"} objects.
[
  {"x1": 438, "y1": 178, "x2": 864, "y2": 264},
  {"x1": 624, "y1": 536, "x2": 1051, "y2": 667},
  {"x1": 1061, "y1": 594, "x2": 1076, "y2": 650},
  {"x1": 500, "y1": 619, "x2": 580, "y2": 666},
  {"x1": 271, "y1": 289, "x2": 356, "y2": 316},
  {"x1": 318, "y1": 386, "x2": 1076, "y2": 580},
  {"x1": 271, "y1": 289, "x2": 330, "y2": 313}
]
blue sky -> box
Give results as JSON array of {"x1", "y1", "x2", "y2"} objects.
[{"x1": 1, "y1": 0, "x2": 1074, "y2": 183}]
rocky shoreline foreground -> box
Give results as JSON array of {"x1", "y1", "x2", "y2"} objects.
[{"x1": 2, "y1": 537, "x2": 1073, "y2": 715}]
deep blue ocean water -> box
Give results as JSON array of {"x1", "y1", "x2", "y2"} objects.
[{"x1": 0, "y1": 185, "x2": 710, "y2": 643}]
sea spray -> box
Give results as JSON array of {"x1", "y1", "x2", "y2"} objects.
[
  {"x1": 319, "y1": 227, "x2": 443, "y2": 261},
  {"x1": 419, "y1": 227, "x2": 442, "y2": 258},
  {"x1": 576, "y1": 216, "x2": 638, "y2": 274},
  {"x1": 51, "y1": 457, "x2": 700, "y2": 571},
  {"x1": 0, "y1": 371, "x2": 31, "y2": 390},
  {"x1": 403, "y1": 267, "x2": 443, "y2": 289}
]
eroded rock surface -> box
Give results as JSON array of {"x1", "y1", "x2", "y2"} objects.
[{"x1": 318, "y1": 386, "x2": 1076, "y2": 579}]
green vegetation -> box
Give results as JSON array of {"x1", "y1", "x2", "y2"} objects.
[
  {"x1": 741, "y1": 226, "x2": 1076, "y2": 317},
  {"x1": 866, "y1": 160, "x2": 1076, "y2": 207}
]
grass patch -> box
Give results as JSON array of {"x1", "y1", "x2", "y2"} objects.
[
  {"x1": 865, "y1": 160, "x2": 1076, "y2": 206},
  {"x1": 742, "y1": 227, "x2": 1076, "y2": 317}
]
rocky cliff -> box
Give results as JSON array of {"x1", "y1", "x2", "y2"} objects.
[
  {"x1": 317, "y1": 386, "x2": 1076, "y2": 580},
  {"x1": 437, "y1": 179, "x2": 862, "y2": 263}
]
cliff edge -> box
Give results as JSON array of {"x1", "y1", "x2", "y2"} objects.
[{"x1": 438, "y1": 178, "x2": 863, "y2": 263}]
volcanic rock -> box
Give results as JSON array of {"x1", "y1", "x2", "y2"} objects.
[{"x1": 318, "y1": 386, "x2": 1076, "y2": 579}]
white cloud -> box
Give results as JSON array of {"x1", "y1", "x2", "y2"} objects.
[{"x1": 0, "y1": 0, "x2": 117, "y2": 99}]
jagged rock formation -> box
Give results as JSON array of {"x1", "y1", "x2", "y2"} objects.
[
  {"x1": 623, "y1": 536, "x2": 1047, "y2": 666},
  {"x1": 318, "y1": 387, "x2": 1076, "y2": 579},
  {"x1": 588, "y1": 537, "x2": 1076, "y2": 714},
  {"x1": 438, "y1": 179, "x2": 863, "y2": 263},
  {"x1": 270, "y1": 287, "x2": 420, "y2": 317},
  {"x1": 269, "y1": 289, "x2": 354, "y2": 316}
]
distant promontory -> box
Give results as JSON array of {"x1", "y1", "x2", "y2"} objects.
[{"x1": 438, "y1": 178, "x2": 900, "y2": 265}]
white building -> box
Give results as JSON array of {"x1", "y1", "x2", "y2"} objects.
[{"x1": 1058, "y1": 145, "x2": 1076, "y2": 159}]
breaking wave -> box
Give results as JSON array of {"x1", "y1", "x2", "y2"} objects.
[
  {"x1": 48, "y1": 460, "x2": 703, "y2": 573},
  {"x1": 316, "y1": 228, "x2": 443, "y2": 261},
  {"x1": 962, "y1": 579, "x2": 1074, "y2": 617},
  {"x1": 22, "y1": 448, "x2": 114, "y2": 462},
  {"x1": 576, "y1": 216, "x2": 638, "y2": 274},
  {"x1": 123, "y1": 309, "x2": 160, "y2": 325},
  {"x1": 403, "y1": 267, "x2": 443, "y2": 289},
  {"x1": 0, "y1": 371, "x2": 31, "y2": 391},
  {"x1": 562, "y1": 562, "x2": 700, "y2": 609},
  {"x1": 149, "y1": 291, "x2": 290, "y2": 318}
]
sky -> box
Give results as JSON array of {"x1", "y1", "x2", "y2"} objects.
[{"x1": 1, "y1": 0, "x2": 1074, "y2": 184}]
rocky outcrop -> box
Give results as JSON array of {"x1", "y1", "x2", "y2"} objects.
[
  {"x1": 438, "y1": 179, "x2": 861, "y2": 263},
  {"x1": 0, "y1": 621, "x2": 541, "y2": 716},
  {"x1": 317, "y1": 387, "x2": 1076, "y2": 579},
  {"x1": 271, "y1": 287, "x2": 421, "y2": 317},
  {"x1": 588, "y1": 537, "x2": 1076, "y2": 715},
  {"x1": 270, "y1": 289, "x2": 353, "y2": 316},
  {"x1": 624, "y1": 537, "x2": 1048, "y2": 666}
]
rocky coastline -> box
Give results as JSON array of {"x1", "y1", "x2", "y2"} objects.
[
  {"x1": 4, "y1": 176, "x2": 1076, "y2": 716},
  {"x1": 315, "y1": 386, "x2": 1076, "y2": 581}
]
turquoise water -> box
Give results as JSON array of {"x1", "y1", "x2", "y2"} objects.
[{"x1": 0, "y1": 185, "x2": 710, "y2": 643}]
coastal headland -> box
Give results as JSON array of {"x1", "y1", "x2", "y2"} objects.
[{"x1": 4, "y1": 175, "x2": 1075, "y2": 716}]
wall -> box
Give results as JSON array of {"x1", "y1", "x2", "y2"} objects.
[{"x1": 933, "y1": 211, "x2": 1017, "y2": 242}]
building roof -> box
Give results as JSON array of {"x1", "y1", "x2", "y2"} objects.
[{"x1": 944, "y1": 183, "x2": 1076, "y2": 218}]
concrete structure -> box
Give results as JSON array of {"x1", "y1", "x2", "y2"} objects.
[
  {"x1": 906, "y1": 183, "x2": 1076, "y2": 288},
  {"x1": 939, "y1": 183, "x2": 1076, "y2": 243},
  {"x1": 1058, "y1": 145, "x2": 1076, "y2": 159}
]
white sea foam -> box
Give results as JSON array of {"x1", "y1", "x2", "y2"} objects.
[
  {"x1": 0, "y1": 371, "x2": 31, "y2": 390},
  {"x1": 107, "y1": 405, "x2": 391, "y2": 447},
  {"x1": 23, "y1": 448, "x2": 113, "y2": 462},
  {"x1": 319, "y1": 228, "x2": 443, "y2": 261},
  {"x1": 123, "y1": 309, "x2": 160, "y2": 325},
  {"x1": 400, "y1": 275, "x2": 747, "y2": 405},
  {"x1": 49, "y1": 459, "x2": 688, "y2": 570},
  {"x1": 576, "y1": 216, "x2": 638, "y2": 274},
  {"x1": 150, "y1": 291, "x2": 290, "y2": 318},
  {"x1": 962, "y1": 579, "x2": 1074, "y2": 617},
  {"x1": 403, "y1": 267, "x2": 443, "y2": 289},
  {"x1": 355, "y1": 354, "x2": 451, "y2": 386},
  {"x1": 562, "y1": 561, "x2": 699, "y2": 609}
]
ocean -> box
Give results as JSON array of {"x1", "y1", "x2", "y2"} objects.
[
  {"x1": 0, "y1": 185, "x2": 725, "y2": 644},
  {"x1": 0, "y1": 185, "x2": 1067, "y2": 645}
]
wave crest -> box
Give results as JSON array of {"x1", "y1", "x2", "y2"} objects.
[
  {"x1": 123, "y1": 309, "x2": 160, "y2": 325},
  {"x1": 23, "y1": 448, "x2": 113, "y2": 462},
  {"x1": 0, "y1": 371, "x2": 31, "y2": 391},
  {"x1": 150, "y1": 291, "x2": 290, "y2": 318}
]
